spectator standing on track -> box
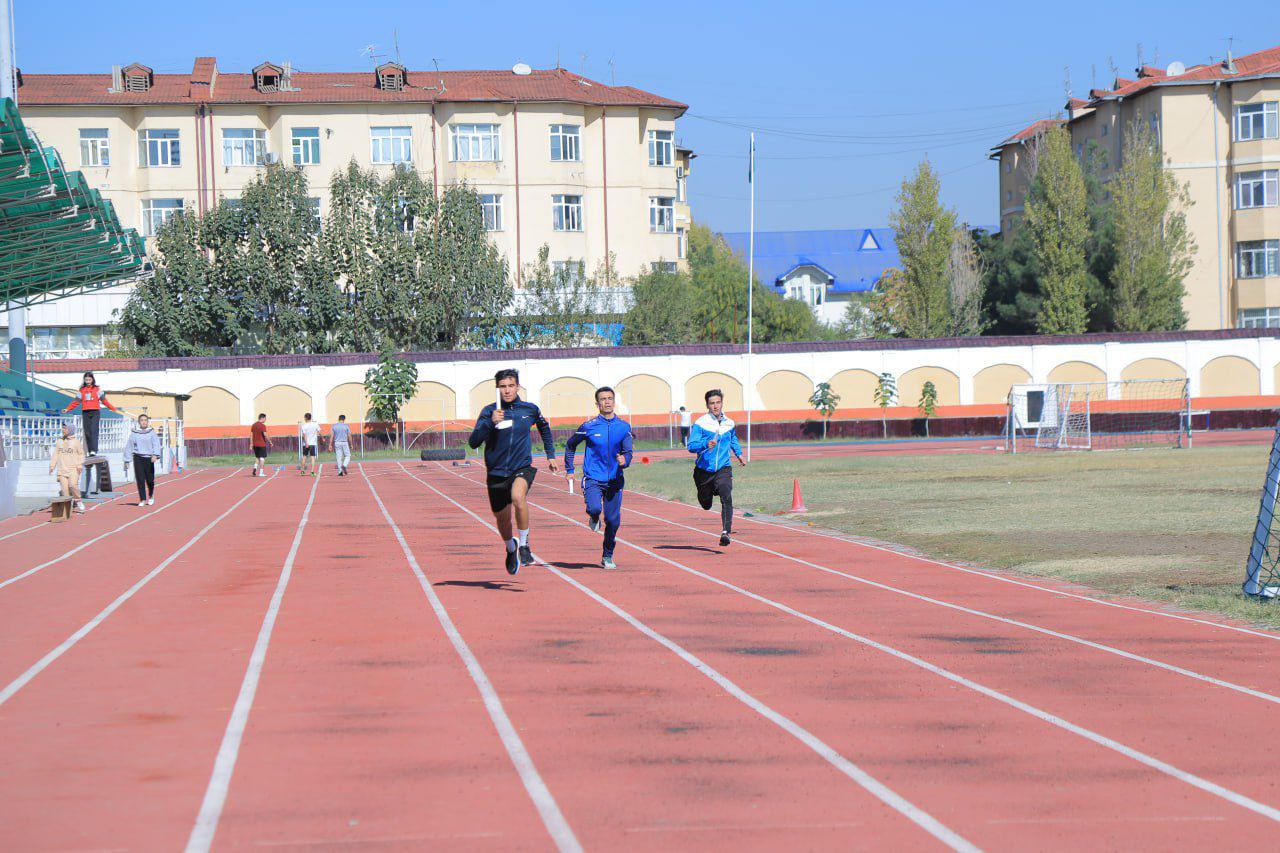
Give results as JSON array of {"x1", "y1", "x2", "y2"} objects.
[
  {"x1": 564, "y1": 386, "x2": 634, "y2": 571},
  {"x1": 300, "y1": 413, "x2": 321, "y2": 477},
  {"x1": 48, "y1": 422, "x2": 87, "y2": 514},
  {"x1": 468, "y1": 368, "x2": 559, "y2": 575},
  {"x1": 124, "y1": 414, "x2": 162, "y2": 506},
  {"x1": 331, "y1": 414, "x2": 352, "y2": 477},
  {"x1": 687, "y1": 389, "x2": 746, "y2": 547},
  {"x1": 250, "y1": 413, "x2": 271, "y2": 477},
  {"x1": 678, "y1": 406, "x2": 691, "y2": 446}
]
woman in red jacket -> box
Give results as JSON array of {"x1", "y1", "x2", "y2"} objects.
[{"x1": 64, "y1": 371, "x2": 118, "y2": 455}]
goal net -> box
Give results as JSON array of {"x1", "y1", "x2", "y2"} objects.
[{"x1": 1006, "y1": 379, "x2": 1190, "y2": 452}]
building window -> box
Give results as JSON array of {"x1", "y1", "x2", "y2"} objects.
[
  {"x1": 1, "y1": 326, "x2": 119, "y2": 360},
  {"x1": 549, "y1": 124, "x2": 581, "y2": 161},
  {"x1": 677, "y1": 226, "x2": 687, "y2": 259},
  {"x1": 1236, "y1": 170, "x2": 1279, "y2": 209},
  {"x1": 79, "y1": 129, "x2": 110, "y2": 167},
  {"x1": 481, "y1": 194, "x2": 503, "y2": 232},
  {"x1": 1235, "y1": 102, "x2": 1279, "y2": 142},
  {"x1": 551, "y1": 260, "x2": 586, "y2": 284},
  {"x1": 1003, "y1": 160, "x2": 1012, "y2": 174},
  {"x1": 676, "y1": 165, "x2": 686, "y2": 201},
  {"x1": 785, "y1": 278, "x2": 825, "y2": 307},
  {"x1": 651, "y1": 261, "x2": 678, "y2": 274},
  {"x1": 552, "y1": 194, "x2": 583, "y2": 232},
  {"x1": 223, "y1": 128, "x2": 268, "y2": 167},
  {"x1": 1075, "y1": 143, "x2": 1084, "y2": 158},
  {"x1": 648, "y1": 129, "x2": 674, "y2": 166},
  {"x1": 1101, "y1": 124, "x2": 1109, "y2": 137},
  {"x1": 451, "y1": 124, "x2": 500, "y2": 162},
  {"x1": 371, "y1": 126, "x2": 413, "y2": 165},
  {"x1": 140, "y1": 129, "x2": 180, "y2": 167},
  {"x1": 292, "y1": 127, "x2": 320, "y2": 166},
  {"x1": 141, "y1": 198, "x2": 184, "y2": 237},
  {"x1": 1240, "y1": 307, "x2": 1280, "y2": 329},
  {"x1": 1238, "y1": 240, "x2": 1280, "y2": 279},
  {"x1": 1005, "y1": 190, "x2": 1012, "y2": 202},
  {"x1": 649, "y1": 196, "x2": 674, "y2": 233}
]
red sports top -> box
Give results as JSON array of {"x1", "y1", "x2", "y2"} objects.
[
  {"x1": 65, "y1": 386, "x2": 118, "y2": 413},
  {"x1": 250, "y1": 421, "x2": 269, "y2": 448}
]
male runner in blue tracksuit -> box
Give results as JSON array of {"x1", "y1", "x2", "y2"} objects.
[
  {"x1": 469, "y1": 368, "x2": 559, "y2": 575},
  {"x1": 563, "y1": 386, "x2": 634, "y2": 570},
  {"x1": 687, "y1": 388, "x2": 746, "y2": 547}
]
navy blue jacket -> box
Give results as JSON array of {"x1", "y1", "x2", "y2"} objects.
[
  {"x1": 469, "y1": 397, "x2": 556, "y2": 476},
  {"x1": 563, "y1": 414, "x2": 633, "y2": 482}
]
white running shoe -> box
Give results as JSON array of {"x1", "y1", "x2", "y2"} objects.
[
  {"x1": 147, "y1": 498, "x2": 155, "y2": 506},
  {"x1": 138, "y1": 501, "x2": 147, "y2": 507},
  {"x1": 75, "y1": 502, "x2": 86, "y2": 513}
]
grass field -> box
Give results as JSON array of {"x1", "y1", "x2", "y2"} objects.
[{"x1": 622, "y1": 444, "x2": 1280, "y2": 628}]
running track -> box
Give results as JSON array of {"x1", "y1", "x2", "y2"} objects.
[{"x1": 2, "y1": 455, "x2": 1279, "y2": 850}]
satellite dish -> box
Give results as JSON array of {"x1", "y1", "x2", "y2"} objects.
[
  {"x1": 512, "y1": 63, "x2": 532, "y2": 76},
  {"x1": 1166, "y1": 61, "x2": 1186, "y2": 77}
]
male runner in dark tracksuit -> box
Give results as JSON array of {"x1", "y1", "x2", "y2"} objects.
[
  {"x1": 687, "y1": 387, "x2": 747, "y2": 547},
  {"x1": 469, "y1": 368, "x2": 559, "y2": 575},
  {"x1": 563, "y1": 386, "x2": 634, "y2": 570}
]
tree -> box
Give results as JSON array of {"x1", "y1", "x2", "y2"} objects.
[
  {"x1": 917, "y1": 380, "x2": 938, "y2": 437},
  {"x1": 508, "y1": 247, "x2": 614, "y2": 348},
  {"x1": 873, "y1": 372, "x2": 897, "y2": 439},
  {"x1": 1023, "y1": 126, "x2": 1090, "y2": 333},
  {"x1": 978, "y1": 225, "x2": 1042, "y2": 335},
  {"x1": 1108, "y1": 120, "x2": 1194, "y2": 331},
  {"x1": 947, "y1": 227, "x2": 988, "y2": 336},
  {"x1": 364, "y1": 350, "x2": 418, "y2": 445},
  {"x1": 808, "y1": 381, "x2": 841, "y2": 440},
  {"x1": 887, "y1": 159, "x2": 957, "y2": 338},
  {"x1": 622, "y1": 267, "x2": 697, "y2": 345}
]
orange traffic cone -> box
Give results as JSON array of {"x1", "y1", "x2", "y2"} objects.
[{"x1": 789, "y1": 478, "x2": 808, "y2": 513}]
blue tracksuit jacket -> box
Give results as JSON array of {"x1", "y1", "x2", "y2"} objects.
[
  {"x1": 563, "y1": 414, "x2": 634, "y2": 481},
  {"x1": 687, "y1": 412, "x2": 742, "y2": 472},
  {"x1": 469, "y1": 397, "x2": 556, "y2": 477}
]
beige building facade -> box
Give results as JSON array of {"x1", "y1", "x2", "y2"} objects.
[
  {"x1": 8, "y1": 58, "x2": 689, "y2": 354},
  {"x1": 992, "y1": 44, "x2": 1280, "y2": 331}
]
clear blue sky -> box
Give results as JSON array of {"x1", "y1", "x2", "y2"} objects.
[{"x1": 16, "y1": 1, "x2": 1275, "y2": 234}]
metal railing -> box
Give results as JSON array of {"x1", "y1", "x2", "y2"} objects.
[{"x1": 0, "y1": 413, "x2": 128, "y2": 461}]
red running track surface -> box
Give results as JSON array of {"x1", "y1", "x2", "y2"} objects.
[{"x1": 1, "y1": 459, "x2": 1278, "y2": 850}]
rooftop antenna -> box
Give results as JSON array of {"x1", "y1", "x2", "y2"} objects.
[
  {"x1": 394, "y1": 30, "x2": 401, "y2": 65},
  {"x1": 1091, "y1": 63, "x2": 1096, "y2": 89},
  {"x1": 555, "y1": 47, "x2": 561, "y2": 70},
  {"x1": 361, "y1": 44, "x2": 385, "y2": 68},
  {"x1": 608, "y1": 56, "x2": 615, "y2": 86},
  {"x1": 580, "y1": 52, "x2": 587, "y2": 77},
  {"x1": 1063, "y1": 65, "x2": 1072, "y2": 101},
  {"x1": 1225, "y1": 36, "x2": 1237, "y2": 72},
  {"x1": 433, "y1": 57, "x2": 445, "y2": 93},
  {"x1": 1153, "y1": 46, "x2": 1160, "y2": 68},
  {"x1": 1137, "y1": 42, "x2": 1144, "y2": 69}
]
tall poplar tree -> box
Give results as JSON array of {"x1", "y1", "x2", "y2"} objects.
[
  {"x1": 887, "y1": 160, "x2": 956, "y2": 338},
  {"x1": 1024, "y1": 126, "x2": 1090, "y2": 333}
]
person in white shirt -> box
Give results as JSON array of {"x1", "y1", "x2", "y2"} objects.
[
  {"x1": 678, "y1": 406, "x2": 692, "y2": 446},
  {"x1": 300, "y1": 412, "x2": 322, "y2": 477}
]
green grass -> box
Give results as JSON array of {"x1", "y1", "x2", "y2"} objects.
[{"x1": 622, "y1": 444, "x2": 1280, "y2": 628}]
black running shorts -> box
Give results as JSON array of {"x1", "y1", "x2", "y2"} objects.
[
  {"x1": 302, "y1": 445, "x2": 317, "y2": 457},
  {"x1": 253, "y1": 446, "x2": 268, "y2": 459},
  {"x1": 486, "y1": 466, "x2": 537, "y2": 513}
]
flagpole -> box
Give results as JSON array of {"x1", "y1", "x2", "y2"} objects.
[{"x1": 746, "y1": 131, "x2": 755, "y2": 462}]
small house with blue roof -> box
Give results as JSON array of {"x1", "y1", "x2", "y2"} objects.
[{"x1": 719, "y1": 228, "x2": 899, "y2": 325}]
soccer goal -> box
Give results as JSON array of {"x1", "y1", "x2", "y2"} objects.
[{"x1": 1006, "y1": 379, "x2": 1190, "y2": 452}]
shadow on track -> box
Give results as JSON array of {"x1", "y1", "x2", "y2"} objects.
[{"x1": 433, "y1": 580, "x2": 524, "y2": 592}]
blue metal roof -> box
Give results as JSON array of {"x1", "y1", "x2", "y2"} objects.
[{"x1": 719, "y1": 228, "x2": 900, "y2": 295}]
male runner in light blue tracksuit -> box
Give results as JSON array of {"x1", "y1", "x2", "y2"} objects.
[
  {"x1": 563, "y1": 386, "x2": 634, "y2": 570},
  {"x1": 687, "y1": 387, "x2": 746, "y2": 547}
]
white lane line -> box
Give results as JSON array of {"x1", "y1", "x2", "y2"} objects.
[
  {"x1": 627, "y1": 486, "x2": 1280, "y2": 642},
  {"x1": 0, "y1": 469, "x2": 205, "y2": 541},
  {"x1": 0, "y1": 469, "x2": 242, "y2": 590},
  {"x1": 602, "y1": 502, "x2": 1280, "y2": 707},
  {"x1": 186, "y1": 467, "x2": 323, "y2": 853},
  {"x1": 367, "y1": 465, "x2": 582, "y2": 853},
  {"x1": 0, "y1": 471, "x2": 281, "y2": 708},
  {"x1": 404, "y1": 463, "x2": 976, "y2": 852},
  {"x1": 440, "y1": 467, "x2": 1280, "y2": 826}
]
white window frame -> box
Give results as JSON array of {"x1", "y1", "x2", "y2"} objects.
[
  {"x1": 481, "y1": 193, "x2": 503, "y2": 232},
  {"x1": 79, "y1": 129, "x2": 110, "y2": 167},
  {"x1": 649, "y1": 196, "x2": 675, "y2": 233},
  {"x1": 292, "y1": 127, "x2": 321, "y2": 166},
  {"x1": 650, "y1": 261, "x2": 679, "y2": 275},
  {"x1": 140, "y1": 129, "x2": 180, "y2": 168},
  {"x1": 1239, "y1": 307, "x2": 1280, "y2": 329},
  {"x1": 141, "y1": 198, "x2": 184, "y2": 237},
  {"x1": 648, "y1": 129, "x2": 674, "y2": 166},
  {"x1": 1238, "y1": 240, "x2": 1280, "y2": 279},
  {"x1": 1235, "y1": 102, "x2": 1279, "y2": 142},
  {"x1": 1235, "y1": 170, "x2": 1279, "y2": 209},
  {"x1": 676, "y1": 165, "x2": 686, "y2": 201},
  {"x1": 371, "y1": 126, "x2": 413, "y2": 165},
  {"x1": 552, "y1": 194, "x2": 583, "y2": 232},
  {"x1": 450, "y1": 123, "x2": 500, "y2": 162},
  {"x1": 551, "y1": 260, "x2": 586, "y2": 284},
  {"x1": 223, "y1": 128, "x2": 268, "y2": 167},
  {"x1": 677, "y1": 226, "x2": 687, "y2": 260},
  {"x1": 549, "y1": 124, "x2": 581, "y2": 162}
]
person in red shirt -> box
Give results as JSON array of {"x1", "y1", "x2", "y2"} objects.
[
  {"x1": 64, "y1": 371, "x2": 118, "y2": 456},
  {"x1": 250, "y1": 413, "x2": 271, "y2": 477}
]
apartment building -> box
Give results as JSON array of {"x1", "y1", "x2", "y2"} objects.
[
  {"x1": 8, "y1": 57, "x2": 689, "y2": 356},
  {"x1": 991, "y1": 44, "x2": 1280, "y2": 330}
]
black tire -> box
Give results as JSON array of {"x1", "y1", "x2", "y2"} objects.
[{"x1": 420, "y1": 447, "x2": 466, "y2": 462}]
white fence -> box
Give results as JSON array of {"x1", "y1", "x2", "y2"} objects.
[{"x1": 0, "y1": 414, "x2": 128, "y2": 461}]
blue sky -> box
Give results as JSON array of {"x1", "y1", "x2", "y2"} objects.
[{"x1": 17, "y1": 1, "x2": 1274, "y2": 233}]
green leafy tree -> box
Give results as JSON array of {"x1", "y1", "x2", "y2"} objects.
[
  {"x1": 1108, "y1": 120, "x2": 1194, "y2": 331},
  {"x1": 978, "y1": 226, "x2": 1042, "y2": 335},
  {"x1": 508, "y1": 247, "x2": 614, "y2": 348},
  {"x1": 887, "y1": 159, "x2": 957, "y2": 338},
  {"x1": 947, "y1": 227, "x2": 988, "y2": 336},
  {"x1": 1024, "y1": 126, "x2": 1090, "y2": 333},
  {"x1": 808, "y1": 381, "x2": 841, "y2": 440},
  {"x1": 364, "y1": 350, "x2": 418, "y2": 444},
  {"x1": 873, "y1": 372, "x2": 897, "y2": 438},
  {"x1": 917, "y1": 380, "x2": 938, "y2": 437},
  {"x1": 622, "y1": 267, "x2": 697, "y2": 344}
]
